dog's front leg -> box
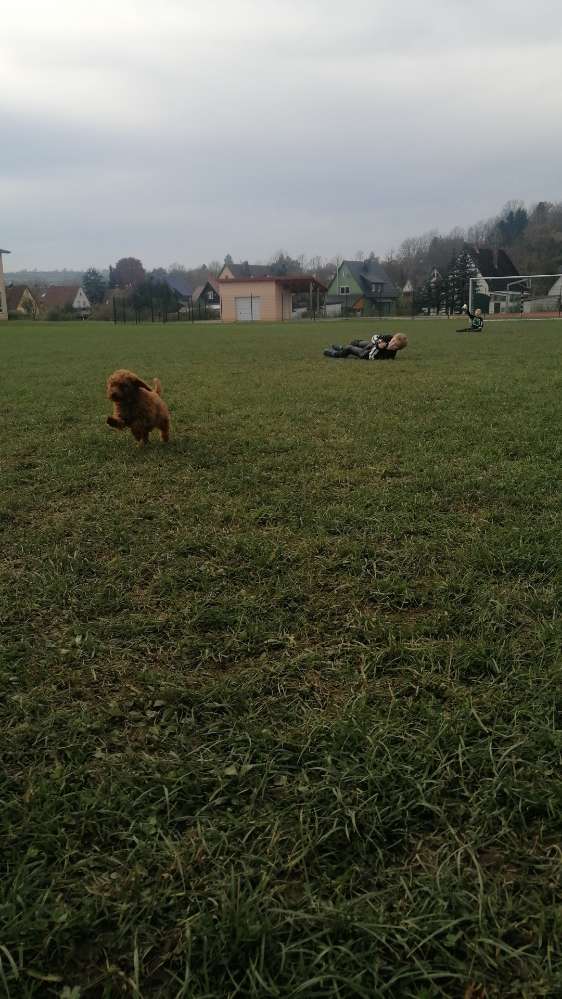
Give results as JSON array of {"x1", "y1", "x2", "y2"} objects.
[{"x1": 107, "y1": 415, "x2": 126, "y2": 430}]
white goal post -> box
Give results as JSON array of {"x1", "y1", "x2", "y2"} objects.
[{"x1": 468, "y1": 273, "x2": 562, "y2": 315}]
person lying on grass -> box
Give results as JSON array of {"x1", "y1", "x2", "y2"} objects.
[
  {"x1": 323, "y1": 333, "x2": 408, "y2": 360},
  {"x1": 457, "y1": 305, "x2": 484, "y2": 333}
]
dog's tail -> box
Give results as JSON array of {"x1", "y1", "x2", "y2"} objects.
[{"x1": 152, "y1": 378, "x2": 162, "y2": 396}]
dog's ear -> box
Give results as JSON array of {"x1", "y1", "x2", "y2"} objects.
[{"x1": 132, "y1": 377, "x2": 152, "y2": 392}]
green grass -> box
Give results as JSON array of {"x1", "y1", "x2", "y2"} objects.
[{"x1": 1, "y1": 318, "x2": 561, "y2": 998}]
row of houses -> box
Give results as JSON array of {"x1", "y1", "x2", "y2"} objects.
[{"x1": 2, "y1": 246, "x2": 561, "y2": 322}]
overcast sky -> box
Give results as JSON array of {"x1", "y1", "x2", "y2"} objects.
[{"x1": 2, "y1": 0, "x2": 561, "y2": 271}]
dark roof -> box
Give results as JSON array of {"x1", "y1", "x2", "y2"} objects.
[
  {"x1": 165, "y1": 274, "x2": 193, "y2": 298},
  {"x1": 340, "y1": 259, "x2": 399, "y2": 299},
  {"x1": 192, "y1": 277, "x2": 221, "y2": 304},
  {"x1": 469, "y1": 247, "x2": 521, "y2": 290},
  {"x1": 0, "y1": 248, "x2": 10, "y2": 254},
  {"x1": 223, "y1": 262, "x2": 273, "y2": 279},
  {"x1": 6, "y1": 285, "x2": 35, "y2": 309}
]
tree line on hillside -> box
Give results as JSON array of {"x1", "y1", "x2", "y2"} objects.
[{"x1": 382, "y1": 200, "x2": 562, "y2": 290}]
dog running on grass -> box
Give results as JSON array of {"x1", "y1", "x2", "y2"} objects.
[{"x1": 106, "y1": 369, "x2": 171, "y2": 445}]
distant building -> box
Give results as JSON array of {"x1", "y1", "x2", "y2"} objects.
[
  {"x1": 6, "y1": 285, "x2": 39, "y2": 317},
  {"x1": 165, "y1": 274, "x2": 194, "y2": 312},
  {"x1": 192, "y1": 276, "x2": 221, "y2": 315},
  {"x1": 467, "y1": 247, "x2": 524, "y2": 314},
  {"x1": 521, "y1": 274, "x2": 562, "y2": 314},
  {"x1": 219, "y1": 275, "x2": 326, "y2": 322},
  {"x1": 0, "y1": 248, "x2": 10, "y2": 320},
  {"x1": 40, "y1": 285, "x2": 91, "y2": 316},
  {"x1": 325, "y1": 259, "x2": 399, "y2": 317}
]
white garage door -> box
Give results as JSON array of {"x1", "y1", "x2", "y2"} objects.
[{"x1": 235, "y1": 296, "x2": 261, "y2": 321}]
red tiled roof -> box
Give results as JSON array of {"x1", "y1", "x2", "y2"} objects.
[{"x1": 41, "y1": 286, "x2": 81, "y2": 307}]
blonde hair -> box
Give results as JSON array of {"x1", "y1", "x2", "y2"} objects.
[{"x1": 388, "y1": 333, "x2": 408, "y2": 351}]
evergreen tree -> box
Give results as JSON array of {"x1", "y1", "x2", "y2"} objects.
[
  {"x1": 444, "y1": 249, "x2": 479, "y2": 313},
  {"x1": 496, "y1": 203, "x2": 528, "y2": 244},
  {"x1": 82, "y1": 267, "x2": 106, "y2": 304}
]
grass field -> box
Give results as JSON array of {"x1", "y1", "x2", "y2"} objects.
[{"x1": 1, "y1": 318, "x2": 561, "y2": 998}]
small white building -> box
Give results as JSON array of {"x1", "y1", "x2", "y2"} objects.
[{"x1": 40, "y1": 285, "x2": 92, "y2": 316}]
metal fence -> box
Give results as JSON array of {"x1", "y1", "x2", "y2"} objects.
[{"x1": 111, "y1": 298, "x2": 219, "y2": 324}]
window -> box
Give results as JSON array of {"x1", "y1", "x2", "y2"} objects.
[
  {"x1": 340, "y1": 285, "x2": 350, "y2": 295},
  {"x1": 371, "y1": 282, "x2": 383, "y2": 295}
]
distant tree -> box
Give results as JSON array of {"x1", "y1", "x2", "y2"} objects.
[
  {"x1": 223, "y1": 254, "x2": 234, "y2": 268},
  {"x1": 82, "y1": 267, "x2": 106, "y2": 304},
  {"x1": 306, "y1": 255, "x2": 324, "y2": 275},
  {"x1": 207, "y1": 260, "x2": 221, "y2": 276},
  {"x1": 108, "y1": 265, "x2": 118, "y2": 289},
  {"x1": 268, "y1": 251, "x2": 303, "y2": 276},
  {"x1": 529, "y1": 201, "x2": 552, "y2": 226},
  {"x1": 149, "y1": 267, "x2": 168, "y2": 282},
  {"x1": 131, "y1": 278, "x2": 178, "y2": 316},
  {"x1": 113, "y1": 257, "x2": 146, "y2": 289},
  {"x1": 496, "y1": 201, "x2": 528, "y2": 244},
  {"x1": 443, "y1": 249, "x2": 479, "y2": 314}
]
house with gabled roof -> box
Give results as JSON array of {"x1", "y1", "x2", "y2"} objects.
[
  {"x1": 192, "y1": 276, "x2": 221, "y2": 315},
  {"x1": 40, "y1": 285, "x2": 92, "y2": 316},
  {"x1": 6, "y1": 285, "x2": 39, "y2": 317},
  {"x1": 0, "y1": 248, "x2": 10, "y2": 320},
  {"x1": 325, "y1": 258, "x2": 399, "y2": 317}
]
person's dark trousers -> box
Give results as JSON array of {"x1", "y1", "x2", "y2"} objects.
[
  {"x1": 337, "y1": 345, "x2": 370, "y2": 358},
  {"x1": 324, "y1": 344, "x2": 370, "y2": 358}
]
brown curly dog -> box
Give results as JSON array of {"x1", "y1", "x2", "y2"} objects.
[{"x1": 106, "y1": 369, "x2": 171, "y2": 445}]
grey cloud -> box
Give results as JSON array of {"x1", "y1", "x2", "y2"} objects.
[{"x1": 2, "y1": 0, "x2": 562, "y2": 269}]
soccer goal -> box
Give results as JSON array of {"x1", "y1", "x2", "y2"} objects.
[{"x1": 468, "y1": 273, "x2": 562, "y2": 317}]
